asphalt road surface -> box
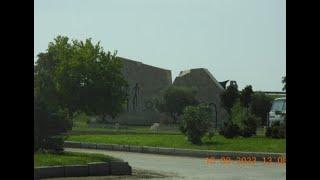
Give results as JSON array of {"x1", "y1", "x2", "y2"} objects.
[{"x1": 59, "y1": 148, "x2": 286, "y2": 180}]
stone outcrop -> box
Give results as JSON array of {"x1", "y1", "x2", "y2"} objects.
[
  {"x1": 106, "y1": 57, "x2": 172, "y2": 125},
  {"x1": 173, "y1": 68, "x2": 228, "y2": 128},
  {"x1": 103, "y1": 57, "x2": 227, "y2": 127}
]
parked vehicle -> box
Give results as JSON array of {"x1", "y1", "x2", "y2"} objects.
[{"x1": 268, "y1": 97, "x2": 286, "y2": 126}]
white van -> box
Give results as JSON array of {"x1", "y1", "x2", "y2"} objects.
[{"x1": 268, "y1": 97, "x2": 286, "y2": 126}]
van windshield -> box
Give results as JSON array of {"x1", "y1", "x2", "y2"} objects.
[{"x1": 271, "y1": 99, "x2": 286, "y2": 111}]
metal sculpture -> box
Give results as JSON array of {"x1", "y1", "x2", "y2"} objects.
[{"x1": 132, "y1": 83, "x2": 140, "y2": 111}]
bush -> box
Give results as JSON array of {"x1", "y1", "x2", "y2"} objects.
[
  {"x1": 241, "y1": 127, "x2": 254, "y2": 137},
  {"x1": 44, "y1": 136, "x2": 65, "y2": 153},
  {"x1": 271, "y1": 126, "x2": 281, "y2": 138},
  {"x1": 208, "y1": 131, "x2": 215, "y2": 141},
  {"x1": 265, "y1": 127, "x2": 272, "y2": 137},
  {"x1": 279, "y1": 126, "x2": 286, "y2": 139},
  {"x1": 73, "y1": 111, "x2": 89, "y2": 128},
  {"x1": 230, "y1": 101, "x2": 247, "y2": 125},
  {"x1": 250, "y1": 92, "x2": 273, "y2": 126},
  {"x1": 241, "y1": 114, "x2": 259, "y2": 137},
  {"x1": 265, "y1": 121, "x2": 286, "y2": 139},
  {"x1": 219, "y1": 121, "x2": 241, "y2": 139},
  {"x1": 230, "y1": 101, "x2": 260, "y2": 137},
  {"x1": 34, "y1": 97, "x2": 72, "y2": 152},
  {"x1": 154, "y1": 85, "x2": 199, "y2": 123},
  {"x1": 180, "y1": 104, "x2": 213, "y2": 144}
]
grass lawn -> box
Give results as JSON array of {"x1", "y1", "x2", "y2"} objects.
[
  {"x1": 70, "y1": 125, "x2": 180, "y2": 135},
  {"x1": 67, "y1": 134, "x2": 286, "y2": 153},
  {"x1": 71, "y1": 125, "x2": 266, "y2": 136},
  {"x1": 34, "y1": 151, "x2": 121, "y2": 167}
]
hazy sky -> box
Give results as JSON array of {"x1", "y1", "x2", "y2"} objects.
[{"x1": 34, "y1": 0, "x2": 286, "y2": 91}]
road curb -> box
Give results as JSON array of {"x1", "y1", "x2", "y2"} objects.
[
  {"x1": 64, "y1": 141, "x2": 286, "y2": 161},
  {"x1": 34, "y1": 161, "x2": 131, "y2": 179}
]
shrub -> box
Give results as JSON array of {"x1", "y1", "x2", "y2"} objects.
[
  {"x1": 72, "y1": 111, "x2": 89, "y2": 128},
  {"x1": 250, "y1": 92, "x2": 273, "y2": 126},
  {"x1": 208, "y1": 131, "x2": 215, "y2": 141},
  {"x1": 44, "y1": 136, "x2": 65, "y2": 153},
  {"x1": 265, "y1": 121, "x2": 286, "y2": 139},
  {"x1": 219, "y1": 121, "x2": 241, "y2": 139},
  {"x1": 279, "y1": 126, "x2": 286, "y2": 138},
  {"x1": 265, "y1": 127, "x2": 272, "y2": 137},
  {"x1": 180, "y1": 104, "x2": 213, "y2": 144},
  {"x1": 271, "y1": 127, "x2": 280, "y2": 138},
  {"x1": 272, "y1": 121, "x2": 281, "y2": 127},
  {"x1": 34, "y1": 97, "x2": 72, "y2": 152},
  {"x1": 275, "y1": 123, "x2": 286, "y2": 139},
  {"x1": 241, "y1": 114, "x2": 259, "y2": 137},
  {"x1": 155, "y1": 85, "x2": 199, "y2": 123},
  {"x1": 230, "y1": 101, "x2": 260, "y2": 137},
  {"x1": 241, "y1": 127, "x2": 253, "y2": 137},
  {"x1": 230, "y1": 101, "x2": 247, "y2": 125}
]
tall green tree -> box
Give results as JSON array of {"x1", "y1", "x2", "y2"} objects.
[
  {"x1": 250, "y1": 92, "x2": 273, "y2": 126},
  {"x1": 34, "y1": 36, "x2": 128, "y2": 121},
  {"x1": 220, "y1": 83, "x2": 239, "y2": 114},
  {"x1": 240, "y1": 85, "x2": 254, "y2": 109}
]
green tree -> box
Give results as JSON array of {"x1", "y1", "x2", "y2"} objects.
[
  {"x1": 230, "y1": 100, "x2": 247, "y2": 126},
  {"x1": 34, "y1": 36, "x2": 128, "y2": 122},
  {"x1": 220, "y1": 83, "x2": 239, "y2": 114},
  {"x1": 240, "y1": 85, "x2": 254, "y2": 109},
  {"x1": 180, "y1": 104, "x2": 213, "y2": 144},
  {"x1": 154, "y1": 85, "x2": 199, "y2": 123},
  {"x1": 250, "y1": 92, "x2": 273, "y2": 126}
]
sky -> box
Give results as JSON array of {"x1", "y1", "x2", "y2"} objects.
[{"x1": 34, "y1": 0, "x2": 286, "y2": 91}]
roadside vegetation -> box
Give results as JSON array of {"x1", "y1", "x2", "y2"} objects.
[
  {"x1": 70, "y1": 125, "x2": 180, "y2": 135},
  {"x1": 179, "y1": 104, "x2": 213, "y2": 144},
  {"x1": 34, "y1": 151, "x2": 121, "y2": 167},
  {"x1": 219, "y1": 83, "x2": 286, "y2": 139},
  {"x1": 34, "y1": 36, "x2": 126, "y2": 162},
  {"x1": 67, "y1": 133, "x2": 285, "y2": 153},
  {"x1": 34, "y1": 36, "x2": 286, "y2": 157},
  {"x1": 65, "y1": 80, "x2": 286, "y2": 152}
]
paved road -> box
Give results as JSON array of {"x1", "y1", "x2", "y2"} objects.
[{"x1": 65, "y1": 148, "x2": 286, "y2": 180}]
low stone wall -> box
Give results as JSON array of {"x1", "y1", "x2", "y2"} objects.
[
  {"x1": 64, "y1": 141, "x2": 286, "y2": 162},
  {"x1": 34, "y1": 161, "x2": 131, "y2": 179}
]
